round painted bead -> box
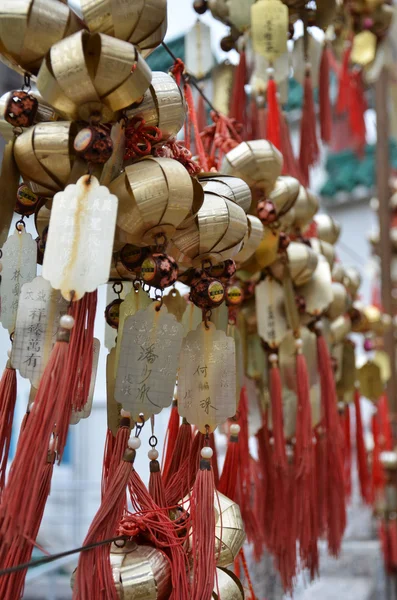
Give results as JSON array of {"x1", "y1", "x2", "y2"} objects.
[
  {"x1": 190, "y1": 276, "x2": 225, "y2": 310},
  {"x1": 225, "y1": 284, "x2": 244, "y2": 307},
  {"x1": 141, "y1": 253, "x2": 179, "y2": 289},
  {"x1": 148, "y1": 448, "x2": 159, "y2": 460},
  {"x1": 5, "y1": 91, "x2": 38, "y2": 127},
  {"x1": 209, "y1": 260, "x2": 236, "y2": 281},
  {"x1": 15, "y1": 184, "x2": 39, "y2": 216},
  {"x1": 119, "y1": 244, "x2": 148, "y2": 273},
  {"x1": 105, "y1": 298, "x2": 123, "y2": 329},
  {"x1": 257, "y1": 200, "x2": 277, "y2": 225},
  {"x1": 128, "y1": 436, "x2": 142, "y2": 450},
  {"x1": 74, "y1": 125, "x2": 113, "y2": 164}
]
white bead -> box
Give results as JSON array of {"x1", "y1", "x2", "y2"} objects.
[
  {"x1": 201, "y1": 446, "x2": 213, "y2": 459},
  {"x1": 120, "y1": 409, "x2": 131, "y2": 418},
  {"x1": 60, "y1": 314, "x2": 75, "y2": 330},
  {"x1": 269, "y1": 353, "x2": 278, "y2": 364},
  {"x1": 315, "y1": 321, "x2": 323, "y2": 332},
  {"x1": 266, "y1": 67, "x2": 275, "y2": 76},
  {"x1": 148, "y1": 448, "x2": 159, "y2": 460},
  {"x1": 230, "y1": 424, "x2": 240, "y2": 435},
  {"x1": 295, "y1": 338, "x2": 303, "y2": 351},
  {"x1": 128, "y1": 436, "x2": 141, "y2": 450}
]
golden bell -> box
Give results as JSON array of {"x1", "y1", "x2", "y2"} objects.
[
  {"x1": 285, "y1": 241, "x2": 319, "y2": 287},
  {"x1": 234, "y1": 215, "x2": 264, "y2": 266},
  {"x1": 269, "y1": 175, "x2": 300, "y2": 216},
  {"x1": 199, "y1": 175, "x2": 252, "y2": 213},
  {"x1": 298, "y1": 255, "x2": 333, "y2": 317},
  {"x1": 170, "y1": 192, "x2": 248, "y2": 267},
  {"x1": 215, "y1": 493, "x2": 246, "y2": 567},
  {"x1": 221, "y1": 140, "x2": 283, "y2": 195},
  {"x1": 110, "y1": 156, "x2": 199, "y2": 247},
  {"x1": 71, "y1": 542, "x2": 171, "y2": 599},
  {"x1": 344, "y1": 266, "x2": 362, "y2": 298},
  {"x1": 330, "y1": 315, "x2": 352, "y2": 344},
  {"x1": 332, "y1": 262, "x2": 345, "y2": 284},
  {"x1": 37, "y1": 30, "x2": 152, "y2": 122},
  {"x1": 325, "y1": 282, "x2": 350, "y2": 321},
  {"x1": 125, "y1": 71, "x2": 185, "y2": 142},
  {"x1": 213, "y1": 568, "x2": 245, "y2": 600},
  {"x1": 310, "y1": 238, "x2": 335, "y2": 268},
  {"x1": 314, "y1": 214, "x2": 341, "y2": 245},
  {"x1": 80, "y1": 0, "x2": 167, "y2": 56},
  {"x1": 0, "y1": 0, "x2": 81, "y2": 75},
  {"x1": 292, "y1": 186, "x2": 319, "y2": 231},
  {"x1": 14, "y1": 121, "x2": 79, "y2": 197}
]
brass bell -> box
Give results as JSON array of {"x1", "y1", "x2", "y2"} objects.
[
  {"x1": 332, "y1": 262, "x2": 345, "y2": 284},
  {"x1": 344, "y1": 267, "x2": 362, "y2": 298},
  {"x1": 234, "y1": 215, "x2": 264, "y2": 266},
  {"x1": 125, "y1": 72, "x2": 186, "y2": 142},
  {"x1": 215, "y1": 493, "x2": 246, "y2": 567},
  {"x1": 212, "y1": 568, "x2": 245, "y2": 600},
  {"x1": 199, "y1": 175, "x2": 252, "y2": 213},
  {"x1": 292, "y1": 186, "x2": 319, "y2": 231},
  {"x1": 110, "y1": 156, "x2": 200, "y2": 246},
  {"x1": 325, "y1": 282, "x2": 350, "y2": 322},
  {"x1": 330, "y1": 315, "x2": 352, "y2": 344},
  {"x1": 310, "y1": 238, "x2": 335, "y2": 268},
  {"x1": 285, "y1": 241, "x2": 319, "y2": 287},
  {"x1": 268, "y1": 175, "x2": 300, "y2": 216},
  {"x1": 221, "y1": 140, "x2": 283, "y2": 195},
  {"x1": 314, "y1": 214, "x2": 341, "y2": 245}
]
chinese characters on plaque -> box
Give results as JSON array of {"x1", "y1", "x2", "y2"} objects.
[
  {"x1": 42, "y1": 175, "x2": 118, "y2": 301},
  {"x1": 115, "y1": 304, "x2": 183, "y2": 420},
  {"x1": 255, "y1": 277, "x2": 288, "y2": 348},
  {"x1": 1, "y1": 228, "x2": 37, "y2": 332},
  {"x1": 178, "y1": 322, "x2": 236, "y2": 433},
  {"x1": 11, "y1": 277, "x2": 68, "y2": 387},
  {"x1": 251, "y1": 0, "x2": 288, "y2": 61}
]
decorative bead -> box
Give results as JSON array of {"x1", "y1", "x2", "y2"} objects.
[
  {"x1": 148, "y1": 448, "x2": 159, "y2": 460},
  {"x1": 120, "y1": 409, "x2": 131, "y2": 418},
  {"x1": 190, "y1": 276, "x2": 225, "y2": 310},
  {"x1": 201, "y1": 446, "x2": 213, "y2": 459},
  {"x1": 74, "y1": 124, "x2": 113, "y2": 164},
  {"x1": 220, "y1": 35, "x2": 235, "y2": 52},
  {"x1": 119, "y1": 244, "x2": 148, "y2": 273},
  {"x1": 295, "y1": 338, "x2": 303, "y2": 351},
  {"x1": 278, "y1": 232, "x2": 290, "y2": 251},
  {"x1": 269, "y1": 353, "x2": 278, "y2": 365},
  {"x1": 225, "y1": 284, "x2": 244, "y2": 307},
  {"x1": 209, "y1": 260, "x2": 236, "y2": 281},
  {"x1": 15, "y1": 184, "x2": 40, "y2": 217},
  {"x1": 105, "y1": 298, "x2": 123, "y2": 330},
  {"x1": 315, "y1": 321, "x2": 324, "y2": 332},
  {"x1": 5, "y1": 90, "x2": 38, "y2": 128},
  {"x1": 257, "y1": 200, "x2": 277, "y2": 225},
  {"x1": 60, "y1": 315, "x2": 75, "y2": 330},
  {"x1": 193, "y1": 0, "x2": 208, "y2": 14},
  {"x1": 230, "y1": 423, "x2": 240, "y2": 436},
  {"x1": 141, "y1": 253, "x2": 179, "y2": 289},
  {"x1": 128, "y1": 436, "x2": 141, "y2": 450}
]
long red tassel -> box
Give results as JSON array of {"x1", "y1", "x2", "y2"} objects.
[
  {"x1": 149, "y1": 458, "x2": 167, "y2": 507},
  {"x1": 371, "y1": 413, "x2": 385, "y2": 499},
  {"x1": 266, "y1": 77, "x2": 281, "y2": 151},
  {"x1": 164, "y1": 418, "x2": 192, "y2": 487},
  {"x1": 348, "y1": 70, "x2": 367, "y2": 153},
  {"x1": 316, "y1": 329, "x2": 346, "y2": 556},
  {"x1": 256, "y1": 423, "x2": 274, "y2": 549},
  {"x1": 336, "y1": 46, "x2": 351, "y2": 115},
  {"x1": 319, "y1": 45, "x2": 332, "y2": 144},
  {"x1": 354, "y1": 388, "x2": 372, "y2": 504},
  {"x1": 378, "y1": 395, "x2": 393, "y2": 451},
  {"x1": 165, "y1": 428, "x2": 205, "y2": 507},
  {"x1": 0, "y1": 447, "x2": 55, "y2": 599},
  {"x1": 0, "y1": 329, "x2": 70, "y2": 544},
  {"x1": 342, "y1": 404, "x2": 352, "y2": 501},
  {"x1": 218, "y1": 424, "x2": 240, "y2": 500},
  {"x1": 73, "y1": 448, "x2": 134, "y2": 600},
  {"x1": 0, "y1": 363, "x2": 17, "y2": 494},
  {"x1": 299, "y1": 67, "x2": 319, "y2": 187},
  {"x1": 294, "y1": 343, "x2": 318, "y2": 576},
  {"x1": 102, "y1": 418, "x2": 130, "y2": 498},
  {"x1": 208, "y1": 432, "x2": 219, "y2": 487},
  {"x1": 315, "y1": 429, "x2": 327, "y2": 537},
  {"x1": 280, "y1": 112, "x2": 303, "y2": 181},
  {"x1": 101, "y1": 428, "x2": 114, "y2": 499},
  {"x1": 230, "y1": 50, "x2": 247, "y2": 128},
  {"x1": 190, "y1": 449, "x2": 216, "y2": 600},
  {"x1": 162, "y1": 400, "x2": 180, "y2": 479}
]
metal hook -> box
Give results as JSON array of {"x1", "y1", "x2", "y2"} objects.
[{"x1": 112, "y1": 282, "x2": 123, "y2": 298}]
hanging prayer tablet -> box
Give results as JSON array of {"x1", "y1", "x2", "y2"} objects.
[
  {"x1": 70, "y1": 339, "x2": 100, "y2": 424},
  {"x1": 357, "y1": 361, "x2": 383, "y2": 402},
  {"x1": 256, "y1": 277, "x2": 288, "y2": 348},
  {"x1": 1, "y1": 227, "x2": 37, "y2": 332},
  {"x1": 182, "y1": 301, "x2": 202, "y2": 336},
  {"x1": 115, "y1": 303, "x2": 183, "y2": 420},
  {"x1": 178, "y1": 322, "x2": 236, "y2": 433},
  {"x1": 11, "y1": 276, "x2": 68, "y2": 387},
  {"x1": 163, "y1": 288, "x2": 187, "y2": 323},
  {"x1": 251, "y1": 0, "x2": 288, "y2": 61},
  {"x1": 42, "y1": 175, "x2": 118, "y2": 301},
  {"x1": 114, "y1": 285, "x2": 151, "y2": 375}
]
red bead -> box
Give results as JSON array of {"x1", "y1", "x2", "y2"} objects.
[
  {"x1": 190, "y1": 276, "x2": 225, "y2": 310},
  {"x1": 5, "y1": 91, "x2": 38, "y2": 127},
  {"x1": 74, "y1": 125, "x2": 113, "y2": 164}
]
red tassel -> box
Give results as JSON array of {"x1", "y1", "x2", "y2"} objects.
[
  {"x1": 319, "y1": 45, "x2": 332, "y2": 144},
  {"x1": 266, "y1": 78, "x2": 281, "y2": 151},
  {"x1": 299, "y1": 68, "x2": 319, "y2": 187},
  {"x1": 0, "y1": 364, "x2": 17, "y2": 494},
  {"x1": 280, "y1": 112, "x2": 302, "y2": 181},
  {"x1": 371, "y1": 413, "x2": 386, "y2": 497},
  {"x1": 342, "y1": 404, "x2": 352, "y2": 501},
  {"x1": 230, "y1": 50, "x2": 247, "y2": 128},
  {"x1": 238, "y1": 548, "x2": 258, "y2": 600},
  {"x1": 315, "y1": 430, "x2": 327, "y2": 537},
  {"x1": 196, "y1": 91, "x2": 207, "y2": 133},
  {"x1": 165, "y1": 428, "x2": 205, "y2": 506},
  {"x1": 0, "y1": 333, "x2": 70, "y2": 544},
  {"x1": 294, "y1": 346, "x2": 318, "y2": 576},
  {"x1": 348, "y1": 70, "x2": 367, "y2": 153},
  {"x1": 0, "y1": 448, "x2": 55, "y2": 599},
  {"x1": 354, "y1": 389, "x2": 371, "y2": 503},
  {"x1": 316, "y1": 330, "x2": 346, "y2": 556},
  {"x1": 378, "y1": 395, "x2": 393, "y2": 451},
  {"x1": 73, "y1": 449, "x2": 134, "y2": 600},
  {"x1": 101, "y1": 428, "x2": 114, "y2": 499},
  {"x1": 190, "y1": 452, "x2": 216, "y2": 600},
  {"x1": 255, "y1": 424, "x2": 274, "y2": 548},
  {"x1": 162, "y1": 400, "x2": 180, "y2": 478},
  {"x1": 164, "y1": 417, "x2": 192, "y2": 487},
  {"x1": 102, "y1": 419, "x2": 130, "y2": 498},
  {"x1": 208, "y1": 432, "x2": 219, "y2": 486},
  {"x1": 336, "y1": 46, "x2": 351, "y2": 114},
  {"x1": 218, "y1": 426, "x2": 240, "y2": 500},
  {"x1": 149, "y1": 459, "x2": 167, "y2": 507}
]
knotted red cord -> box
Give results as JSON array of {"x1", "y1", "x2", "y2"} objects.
[{"x1": 124, "y1": 116, "x2": 162, "y2": 160}]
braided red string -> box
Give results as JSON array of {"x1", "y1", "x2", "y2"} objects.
[{"x1": 124, "y1": 116, "x2": 162, "y2": 160}]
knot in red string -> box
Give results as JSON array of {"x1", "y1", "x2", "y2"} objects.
[
  {"x1": 124, "y1": 116, "x2": 162, "y2": 161},
  {"x1": 170, "y1": 58, "x2": 185, "y2": 87},
  {"x1": 154, "y1": 139, "x2": 201, "y2": 176}
]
